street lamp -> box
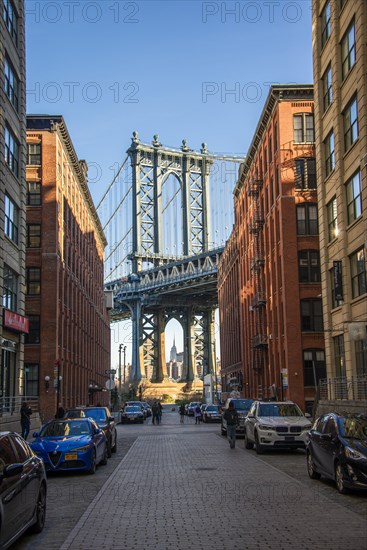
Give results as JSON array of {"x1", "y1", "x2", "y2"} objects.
[{"x1": 118, "y1": 344, "x2": 127, "y2": 390}]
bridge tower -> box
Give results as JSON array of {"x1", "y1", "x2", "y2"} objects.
[{"x1": 126, "y1": 132, "x2": 216, "y2": 385}]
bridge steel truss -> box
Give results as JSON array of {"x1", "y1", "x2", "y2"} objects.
[{"x1": 108, "y1": 134, "x2": 222, "y2": 385}]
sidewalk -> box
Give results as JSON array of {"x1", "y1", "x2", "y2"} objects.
[{"x1": 60, "y1": 423, "x2": 366, "y2": 550}]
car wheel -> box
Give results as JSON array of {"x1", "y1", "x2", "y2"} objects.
[
  {"x1": 335, "y1": 462, "x2": 349, "y2": 494},
  {"x1": 111, "y1": 432, "x2": 117, "y2": 453},
  {"x1": 107, "y1": 438, "x2": 112, "y2": 458},
  {"x1": 221, "y1": 423, "x2": 227, "y2": 436},
  {"x1": 29, "y1": 483, "x2": 46, "y2": 533},
  {"x1": 244, "y1": 430, "x2": 253, "y2": 450},
  {"x1": 87, "y1": 450, "x2": 97, "y2": 475},
  {"x1": 306, "y1": 451, "x2": 321, "y2": 479},
  {"x1": 254, "y1": 432, "x2": 264, "y2": 455},
  {"x1": 100, "y1": 445, "x2": 108, "y2": 465}
]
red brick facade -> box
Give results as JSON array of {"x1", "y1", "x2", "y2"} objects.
[
  {"x1": 218, "y1": 86, "x2": 325, "y2": 413},
  {"x1": 25, "y1": 116, "x2": 110, "y2": 421}
]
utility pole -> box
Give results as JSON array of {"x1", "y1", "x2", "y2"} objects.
[{"x1": 118, "y1": 344, "x2": 123, "y2": 392}]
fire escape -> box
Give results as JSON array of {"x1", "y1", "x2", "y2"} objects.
[{"x1": 248, "y1": 178, "x2": 267, "y2": 378}]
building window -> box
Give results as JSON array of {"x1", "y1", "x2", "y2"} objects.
[
  {"x1": 301, "y1": 299, "x2": 323, "y2": 332},
  {"x1": 355, "y1": 340, "x2": 367, "y2": 378},
  {"x1": 2, "y1": 265, "x2": 18, "y2": 311},
  {"x1": 303, "y1": 350, "x2": 326, "y2": 387},
  {"x1": 24, "y1": 364, "x2": 39, "y2": 397},
  {"x1": 27, "y1": 143, "x2": 41, "y2": 166},
  {"x1": 295, "y1": 158, "x2": 316, "y2": 190},
  {"x1": 4, "y1": 195, "x2": 18, "y2": 244},
  {"x1": 3, "y1": 0, "x2": 18, "y2": 44},
  {"x1": 293, "y1": 114, "x2": 314, "y2": 143},
  {"x1": 327, "y1": 197, "x2": 338, "y2": 241},
  {"x1": 26, "y1": 181, "x2": 41, "y2": 206},
  {"x1": 4, "y1": 57, "x2": 19, "y2": 111},
  {"x1": 27, "y1": 225, "x2": 41, "y2": 248},
  {"x1": 350, "y1": 248, "x2": 367, "y2": 298},
  {"x1": 4, "y1": 126, "x2": 19, "y2": 177},
  {"x1": 324, "y1": 131, "x2": 335, "y2": 177},
  {"x1": 346, "y1": 171, "x2": 362, "y2": 225},
  {"x1": 333, "y1": 334, "x2": 345, "y2": 379},
  {"x1": 296, "y1": 203, "x2": 318, "y2": 235},
  {"x1": 322, "y1": 64, "x2": 332, "y2": 112},
  {"x1": 298, "y1": 250, "x2": 321, "y2": 283},
  {"x1": 269, "y1": 135, "x2": 273, "y2": 163},
  {"x1": 321, "y1": 1, "x2": 331, "y2": 48},
  {"x1": 341, "y1": 20, "x2": 356, "y2": 80},
  {"x1": 329, "y1": 266, "x2": 343, "y2": 309},
  {"x1": 343, "y1": 96, "x2": 358, "y2": 151},
  {"x1": 26, "y1": 268, "x2": 41, "y2": 295},
  {"x1": 25, "y1": 316, "x2": 40, "y2": 344}
]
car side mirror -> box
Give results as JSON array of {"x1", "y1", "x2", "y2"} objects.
[
  {"x1": 321, "y1": 433, "x2": 332, "y2": 441},
  {"x1": 2, "y1": 463, "x2": 24, "y2": 478},
  {"x1": 109, "y1": 416, "x2": 114, "y2": 422},
  {"x1": 33, "y1": 432, "x2": 39, "y2": 438}
]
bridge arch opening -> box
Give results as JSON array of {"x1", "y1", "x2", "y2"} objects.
[
  {"x1": 165, "y1": 318, "x2": 184, "y2": 381},
  {"x1": 161, "y1": 172, "x2": 183, "y2": 258}
]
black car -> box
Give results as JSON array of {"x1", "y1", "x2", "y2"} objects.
[
  {"x1": 63, "y1": 409, "x2": 86, "y2": 418},
  {"x1": 81, "y1": 407, "x2": 117, "y2": 457},
  {"x1": 120, "y1": 406, "x2": 145, "y2": 424},
  {"x1": 307, "y1": 413, "x2": 367, "y2": 494},
  {"x1": 0, "y1": 432, "x2": 47, "y2": 549}
]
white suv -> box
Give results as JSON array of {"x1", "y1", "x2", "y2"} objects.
[{"x1": 244, "y1": 401, "x2": 312, "y2": 454}]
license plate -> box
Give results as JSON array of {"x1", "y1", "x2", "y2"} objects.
[
  {"x1": 284, "y1": 436, "x2": 294, "y2": 441},
  {"x1": 65, "y1": 453, "x2": 78, "y2": 460}
]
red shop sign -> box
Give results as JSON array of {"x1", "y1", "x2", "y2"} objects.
[{"x1": 3, "y1": 310, "x2": 29, "y2": 334}]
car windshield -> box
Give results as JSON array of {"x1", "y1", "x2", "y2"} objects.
[
  {"x1": 233, "y1": 400, "x2": 253, "y2": 411},
  {"x1": 64, "y1": 410, "x2": 84, "y2": 418},
  {"x1": 206, "y1": 406, "x2": 218, "y2": 412},
  {"x1": 126, "y1": 406, "x2": 140, "y2": 412},
  {"x1": 85, "y1": 409, "x2": 107, "y2": 422},
  {"x1": 258, "y1": 403, "x2": 303, "y2": 417},
  {"x1": 340, "y1": 416, "x2": 367, "y2": 439},
  {"x1": 39, "y1": 420, "x2": 92, "y2": 437}
]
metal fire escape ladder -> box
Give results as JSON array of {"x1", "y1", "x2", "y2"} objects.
[{"x1": 248, "y1": 178, "x2": 267, "y2": 374}]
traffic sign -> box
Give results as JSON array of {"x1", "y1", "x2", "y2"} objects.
[
  {"x1": 105, "y1": 379, "x2": 115, "y2": 390},
  {"x1": 105, "y1": 369, "x2": 116, "y2": 375}
]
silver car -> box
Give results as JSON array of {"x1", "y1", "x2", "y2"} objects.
[{"x1": 244, "y1": 401, "x2": 312, "y2": 454}]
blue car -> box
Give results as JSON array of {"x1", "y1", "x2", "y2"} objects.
[{"x1": 30, "y1": 418, "x2": 107, "y2": 475}]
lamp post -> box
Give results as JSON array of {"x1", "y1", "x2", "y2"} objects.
[
  {"x1": 118, "y1": 344, "x2": 127, "y2": 391},
  {"x1": 123, "y1": 346, "x2": 127, "y2": 384}
]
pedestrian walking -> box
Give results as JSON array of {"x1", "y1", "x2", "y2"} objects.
[
  {"x1": 158, "y1": 401, "x2": 163, "y2": 424},
  {"x1": 179, "y1": 403, "x2": 185, "y2": 423},
  {"x1": 223, "y1": 401, "x2": 239, "y2": 449},
  {"x1": 194, "y1": 404, "x2": 201, "y2": 425},
  {"x1": 20, "y1": 401, "x2": 32, "y2": 440},
  {"x1": 152, "y1": 401, "x2": 159, "y2": 425}
]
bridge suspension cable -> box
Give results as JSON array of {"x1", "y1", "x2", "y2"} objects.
[
  {"x1": 104, "y1": 227, "x2": 132, "y2": 263},
  {"x1": 96, "y1": 154, "x2": 129, "y2": 211},
  {"x1": 102, "y1": 185, "x2": 132, "y2": 231}
]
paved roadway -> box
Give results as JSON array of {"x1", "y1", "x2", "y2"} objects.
[{"x1": 15, "y1": 408, "x2": 367, "y2": 550}]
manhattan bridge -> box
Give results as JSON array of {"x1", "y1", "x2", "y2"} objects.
[{"x1": 99, "y1": 132, "x2": 243, "y2": 386}]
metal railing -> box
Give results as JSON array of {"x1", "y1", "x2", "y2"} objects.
[
  {"x1": 0, "y1": 396, "x2": 39, "y2": 417},
  {"x1": 318, "y1": 376, "x2": 367, "y2": 401}
]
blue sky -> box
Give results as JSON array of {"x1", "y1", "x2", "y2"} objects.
[{"x1": 25, "y1": 0, "x2": 313, "y2": 366}]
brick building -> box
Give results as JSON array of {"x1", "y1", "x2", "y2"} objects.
[
  {"x1": 312, "y1": 0, "x2": 367, "y2": 394},
  {"x1": 25, "y1": 116, "x2": 110, "y2": 420},
  {"x1": 218, "y1": 85, "x2": 325, "y2": 413},
  {"x1": 1, "y1": 0, "x2": 28, "y2": 416}
]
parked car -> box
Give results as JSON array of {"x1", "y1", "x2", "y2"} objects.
[
  {"x1": 187, "y1": 402, "x2": 201, "y2": 416},
  {"x1": 63, "y1": 409, "x2": 86, "y2": 418},
  {"x1": 203, "y1": 405, "x2": 221, "y2": 423},
  {"x1": 120, "y1": 406, "x2": 145, "y2": 424},
  {"x1": 306, "y1": 412, "x2": 367, "y2": 494},
  {"x1": 140, "y1": 402, "x2": 152, "y2": 417},
  {"x1": 221, "y1": 398, "x2": 254, "y2": 435},
  {"x1": 30, "y1": 418, "x2": 107, "y2": 474},
  {"x1": 0, "y1": 432, "x2": 47, "y2": 549},
  {"x1": 124, "y1": 401, "x2": 146, "y2": 418},
  {"x1": 81, "y1": 406, "x2": 117, "y2": 457},
  {"x1": 244, "y1": 401, "x2": 312, "y2": 454}
]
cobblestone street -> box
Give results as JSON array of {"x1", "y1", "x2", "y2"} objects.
[{"x1": 16, "y1": 409, "x2": 364, "y2": 550}]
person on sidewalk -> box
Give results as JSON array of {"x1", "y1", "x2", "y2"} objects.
[
  {"x1": 152, "y1": 401, "x2": 159, "y2": 425},
  {"x1": 20, "y1": 401, "x2": 32, "y2": 440},
  {"x1": 194, "y1": 404, "x2": 201, "y2": 425},
  {"x1": 179, "y1": 403, "x2": 185, "y2": 423},
  {"x1": 158, "y1": 401, "x2": 163, "y2": 424},
  {"x1": 55, "y1": 404, "x2": 65, "y2": 419},
  {"x1": 223, "y1": 401, "x2": 239, "y2": 449}
]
